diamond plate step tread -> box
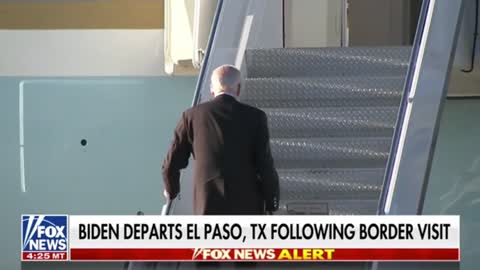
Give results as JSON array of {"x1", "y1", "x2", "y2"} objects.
[
  {"x1": 278, "y1": 168, "x2": 384, "y2": 201},
  {"x1": 271, "y1": 137, "x2": 391, "y2": 169},
  {"x1": 246, "y1": 47, "x2": 411, "y2": 78},
  {"x1": 241, "y1": 76, "x2": 405, "y2": 108},
  {"x1": 265, "y1": 107, "x2": 398, "y2": 138},
  {"x1": 277, "y1": 200, "x2": 379, "y2": 215}
]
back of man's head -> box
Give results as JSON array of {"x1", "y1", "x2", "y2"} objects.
[{"x1": 210, "y1": 65, "x2": 241, "y2": 97}]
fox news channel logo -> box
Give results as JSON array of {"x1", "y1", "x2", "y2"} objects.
[{"x1": 21, "y1": 215, "x2": 68, "y2": 261}]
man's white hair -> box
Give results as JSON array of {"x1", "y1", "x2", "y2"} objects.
[{"x1": 211, "y1": 65, "x2": 241, "y2": 94}]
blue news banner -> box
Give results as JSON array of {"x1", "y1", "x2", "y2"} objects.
[{"x1": 21, "y1": 215, "x2": 68, "y2": 261}]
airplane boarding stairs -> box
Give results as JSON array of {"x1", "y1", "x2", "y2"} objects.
[
  {"x1": 129, "y1": 0, "x2": 471, "y2": 268},
  {"x1": 166, "y1": 47, "x2": 413, "y2": 270},
  {"x1": 126, "y1": 46, "x2": 412, "y2": 270},
  {"x1": 240, "y1": 46, "x2": 411, "y2": 215}
]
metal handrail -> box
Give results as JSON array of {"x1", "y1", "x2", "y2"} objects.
[
  {"x1": 191, "y1": 0, "x2": 224, "y2": 107},
  {"x1": 377, "y1": 0, "x2": 432, "y2": 215},
  {"x1": 161, "y1": 199, "x2": 173, "y2": 216},
  {"x1": 161, "y1": 0, "x2": 225, "y2": 217}
]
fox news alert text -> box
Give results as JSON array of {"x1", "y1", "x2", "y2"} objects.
[{"x1": 22, "y1": 215, "x2": 460, "y2": 262}]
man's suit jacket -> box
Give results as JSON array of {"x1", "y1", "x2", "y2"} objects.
[{"x1": 162, "y1": 94, "x2": 280, "y2": 215}]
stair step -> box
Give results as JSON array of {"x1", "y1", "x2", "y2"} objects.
[
  {"x1": 265, "y1": 107, "x2": 397, "y2": 138},
  {"x1": 241, "y1": 76, "x2": 404, "y2": 108},
  {"x1": 271, "y1": 137, "x2": 391, "y2": 169},
  {"x1": 278, "y1": 200, "x2": 379, "y2": 215},
  {"x1": 278, "y1": 168, "x2": 384, "y2": 201},
  {"x1": 246, "y1": 47, "x2": 411, "y2": 78}
]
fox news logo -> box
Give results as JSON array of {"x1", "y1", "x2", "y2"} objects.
[{"x1": 22, "y1": 215, "x2": 68, "y2": 252}]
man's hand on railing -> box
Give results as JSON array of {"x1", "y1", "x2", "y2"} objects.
[{"x1": 163, "y1": 190, "x2": 171, "y2": 200}]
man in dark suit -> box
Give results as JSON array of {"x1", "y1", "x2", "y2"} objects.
[{"x1": 162, "y1": 65, "x2": 280, "y2": 215}]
